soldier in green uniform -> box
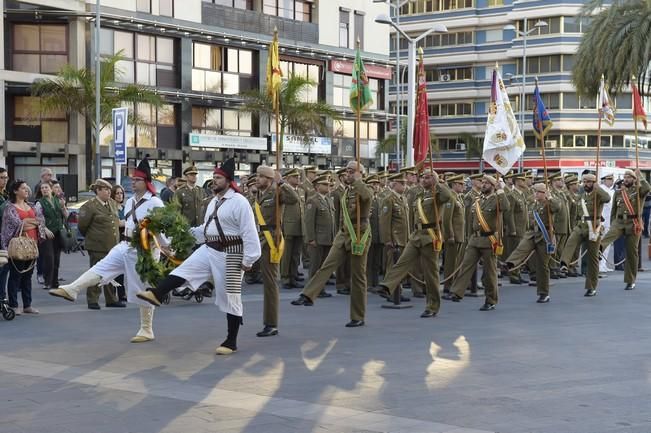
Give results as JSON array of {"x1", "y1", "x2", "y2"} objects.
[
  {"x1": 304, "y1": 175, "x2": 335, "y2": 297},
  {"x1": 78, "y1": 179, "x2": 122, "y2": 309},
  {"x1": 560, "y1": 173, "x2": 611, "y2": 296},
  {"x1": 377, "y1": 168, "x2": 451, "y2": 317},
  {"x1": 254, "y1": 165, "x2": 299, "y2": 337},
  {"x1": 564, "y1": 175, "x2": 580, "y2": 277},
  {"x1": 366, "y1": 175, "x2": 384, "y2": 288},
  {"x1": 291, "y1": 161, "x2": 372, "y2": 328},
  {"x1": 463, "y1": 173, "x2": 484, "y2": 296},
  {"x1": 549, "y1": 172, "x2": 571, "y2": 279},
  {"x1": 599, "y1": 169, "x2": 651, "y2": 290},
  {"x1": 504, "y1": 172, "x2": 529, "y2": 284},
  {"x1": 444, "y1": 175, "x2": 510, "y2": 310},
  {"x1": 281, "y1": 168, "x2": 305, "y2": 289},
  {"x1": 379, "y1": 173, "x2": 410, "y2": 298},
  {"x1": 174, "y1": 165, "x2": 206, "y2": 227},
  {"x1": 331, "y1": 168, "x2": 351, "y2": 295},
  {"x1": 302, "y1": 166, "x2": 317, "y2": 200},
  {"x1": 504, "y1": 182, "x2": 560, "y2": 303},
  {"x1": 442, "y1": 174, "x2": 465, "y2": 294},
  {"x1": 402, "y1": 166, "x2": 426, "y2": 298},
  {"x1": 243, "y1": 176, "x2": 262, "y2": 285}
]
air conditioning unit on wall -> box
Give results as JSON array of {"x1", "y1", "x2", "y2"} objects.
[
  {"x1": 440, "y1": 74, "x2": 451, "y2": 82},
  {"x1": 545, "y1": 140, "x2": 558, "y2": 148}
]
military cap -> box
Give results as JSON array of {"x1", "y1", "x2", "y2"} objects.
[
  {"x1": 532, "y1": 183, "x2": 548, "y2": 193},
  {"x1": 303, "y1": 165, "x2": 317, "y2": 173},
  {"x1": 469, "y1": 173, "x2": 484, "y2": 180},
  {"x1": 312, "y1": 174, "x2": 330, "y2": 185},
  {"x1": 400, "y1": 166, "x2": 417, "y2": 175},
  {"x1": 549, "y1": 172, "x2": 562, "y2": 180},
  {"x1": 447, "y1": 175, "x2": 465, "y2": 184},
  {"x1": 317, "y1": 170, "x2": 332, "y2": 177},
  {"x1": 443, "y1": 171, "x2": 456, "y2": 179},
  {"x1": 483, "y1": 174, "x2": 498, "y2": 186},
  {"x1": 503, "y1": 172, "x2": 516, "y2": 179},
  {"x1": 512, "y1": 172, "x2": 527, "y2": 181},
  {"x1": 90, "y1": 178, "x2": 112, "y2": 191},
  {"x1": 582, "y1": 173, "x2": 597, "y2": 182},
  {"x1": 534, "y1": 176, "x2": 544, "y2": 183},
  {"x1": 335, "y1": 167, "x2": 347, "y2": 176},
  {"x1": 601, "y1": 173, "x2": 614, "y2": 180},
  {"x1": 176, "y1": 178, "x2": 187, "y2": 186},
  {"x1": 283, "y1": 168, "x2": 300, "y2": 178},
  {"x1": 365, "y1": 174, "x2": 380, "y2": 184},
  {"x1": 346, "y1": 160, "x2": 365, "y2": 173},
  {"x1": 565, "y1": 175, "x2": 578, "y2": 185},
  {"x1": 624, "y1": 169, "x2": 637, "y2": 179},
  {"x1": 379, "y1": 171, "x2": 391, "y2": 179},
  {"x1": 257, "y1": 165, "x2": 275, "y2": 178},
  {"x1": 246, "y1": 176, "x2": 257, "y2": 187},
  {"x1": 525, "y1": 170, "x2": 535, "y2": 178},
  {"x1": 183, "y1": 165, "x2": 199, "y2": 175},
  {"x1": 388, "y1": 173, "x2": 406, "y2": 182}
]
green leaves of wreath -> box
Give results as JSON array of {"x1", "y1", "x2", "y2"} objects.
[{"x1": 130, "y1": 203, "x2": 196, "y2": 287}]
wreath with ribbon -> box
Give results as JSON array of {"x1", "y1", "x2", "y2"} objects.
[{"x1": 130, "y1": 204, "x2": 196, "y2": 287}]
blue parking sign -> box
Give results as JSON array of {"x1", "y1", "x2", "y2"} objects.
[{"x1": 112, "y1": 107, "x2": 128, "y2": 165}]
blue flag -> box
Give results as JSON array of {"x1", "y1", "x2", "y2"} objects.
[{"x1": 533, "y1": 82, "x2": 553, "y2": 140}]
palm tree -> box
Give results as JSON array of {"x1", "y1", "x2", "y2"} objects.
[
  {"x1": 458, "y1": 132, "x2": 482, "y2": 160},
  {"x1": 31, "y1": 53, "x2": 163, "y2": 175},
  {"x1": 572, "y1": 0, "x2": 651, "y2": 97},
  {"x1": 239, "y1": 75, "x2": 337, "y2": 152}
]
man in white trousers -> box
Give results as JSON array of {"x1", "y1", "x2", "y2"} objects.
[
  {"x1": 49, "y1": 157, "x2": 165, "y2": 343},
  {"x1": 137, "y1": 158, "x2": 261, "y2": 355}
]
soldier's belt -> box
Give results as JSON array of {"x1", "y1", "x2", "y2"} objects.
[
  {"x1": 473, "y1": 231, "x2": 494, "y2": 237},
  {"x1": 206, "y1": 236, "x2": 243, "y2": 253},
  {"x1": 259, "y1": 224, "x2": 276, "y2": 231},
  {"x1": 617, "y1": 215, "x2": 638, "y2": 219},
  {"x1": 580, "y1": 216, "x2": 604, "y2": 222},
  {"x1": 416, "y1": 222, "x2": 439, "y2": 230}
]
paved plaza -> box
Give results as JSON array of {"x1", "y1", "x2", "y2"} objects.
[{"x1": 2, "y1": 252, "x2": 651, "y2": 433}]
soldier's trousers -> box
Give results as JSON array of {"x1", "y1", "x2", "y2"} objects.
[
  {"x1": 451, "y1": 239, "x2": 498, "y2": 305},
  {"x1": 302, "y1": 240, "x2": 370, "y2": 321},
  {"x1": 336, "y1": 257, "x2": 351, "y2": 291},
  {"x1": 552, "y1": 234, "x2": 568, "y2": 273},
  {"x1": 443, "y1": 241, "x2": 463, "y2": 292},
  {"x1": 87, "y1": 250, "x2": 118, "y2": 305},
  {"x1": 244, "y1": 258, "x2": 262, "y2": 284},
  {"x1": 281, "y1": 235, "x2": 303, "y2": 285},
  {"x1": 261, "y1": 245, "x2": 280, "y2": 327},
  {"x1": 367, "y1": 242, "x2": 384, "y2": 287},
  {"x1": 600, "y1": 223, "x2": 640, "y2": 284},
  {"x1": 505, "y1": 235, "x2": 522, "y2": 280},
  {"x1": 381, "y1": 240, "x2": 441, "y2": 313},
  {"x1": 560, "y1": 228, "x2": 600, "y2": 290},
  {"x1": 506, "y1": 236, "x2": 550, "y2": 296},
  {"x1": 308, "y1": 244, "x2": 330, "y2": 280}
]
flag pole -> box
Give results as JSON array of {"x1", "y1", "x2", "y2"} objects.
[
  {"x1": 273, "y1": 27, "x2": 282, "y2": 247},
  {"x1": 595, "y1": 75, "x2": 604, "y2": 233},
  {"x1": 633, "y1": 75, "x2": 641, "y2": 231},
  {"x1": 355, "y1": 38, "x2": 361, "y2": 241},
  {"x1": 536, "y1": 78, "x2": 555, "y2": 246}
]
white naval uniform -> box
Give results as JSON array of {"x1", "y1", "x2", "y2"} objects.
[
  {"x1": 170, "y1": 188, "x2": 261, "y2": 316},
  {"x1": 599, "y1": 184, "x2": 615, "y2": 272},
  {"x1": 91, "y1": 191, "x2": 165, "y2": 307}
]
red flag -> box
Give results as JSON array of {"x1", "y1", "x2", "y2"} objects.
[
  {"x1": 413, "y1": 48, "x2": 430, "y2": 165},
  {"x1": 632, "y1": 82, "x2": 647, "y2": 129}
]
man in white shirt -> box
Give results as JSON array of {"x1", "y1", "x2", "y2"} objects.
[
  {"x1": 137, "y1": 159, "x2": 261, "y2": 355},
  {"x1": 50, "y1": 157, "x2": 165, "y2": 343}
]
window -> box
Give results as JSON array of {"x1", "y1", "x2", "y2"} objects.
[
  {"x1": 516, "y1": 17, "x2": 562, "y2": 36},
  {"x1": 192, "y1": 42, "x2": 253, "y2": 95},
  {"x1": 333, "y1": 73, "x2": 378, "y2": 109},
  {"x1": 192, "y1": 107, "x2": 252, "y2": 137},
  {"x1": 137, "y1": 0, "x2": 151, "y2": 13},
  {"x1": 334, "y1": 120, "x2": 378, "y2": 140},
  {"x1": 518, "y1": 55, "x2": 562, "y2": 75},
  {"x1": 158, "y1": 0, "x2": 173, "y2": 17},
  {"x1": 428, "y1": 102, "x2": 472, "y2": 117},
  {"x1": 339, "y1": 9, "x2": 350, "y2": 48},
  {"x1": 354, "y1": 12, "x2": 364, "y2": 49},
  {"x1": 487, "y1": 0, "x2": 503, "y2": 6},
  {"x1": 562, "y1": 93, "x2": 596, "y2": 110},
  {"x1": 263, "y1": 0, "x2": 312, "y2": 22},
  {"x1": 211, "y1": 0, "x2": 254, "y2": 9},
  {"x1": 616, "y1": 94, "x2": 632, "y2": 109},
  {"x1": 425, "y1": 66, "x2": 472, "y2": 82},
  {"x1": 12, "y1": 24, "x2": 68, "y2": 74},
  {"x1": 280, "y1": 60, "x2": 321, "y2": 102},
  {"x1": 100, "y1": 103, "x2": 177, "y2": 149},
  {"x1": 523, "y1": 92, "x2": 560, "y2": 110},
  {"x1": 12, "y1": 96, "x2": 68, "y2": 144},
  {"x1": 484, "y1": 29, "x2": 503, "y2": 43}
]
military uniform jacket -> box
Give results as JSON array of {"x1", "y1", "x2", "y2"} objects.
[
  {"x1": 508, "y1": 188, "x2": 529, "y2": 236},
  {"x1": 409, "y1": 183, "x2": 452, "y2": 247},
  {"x1": 370, "y1": 193, "x2": 383, "y2": 245},
  {"x1": 551, "y1": 188, "x2": 571, "y2": 235},
  {"x1": 304, "y1": 192, "x2": 335, "y2": 246},
  {"x1": 282, "y1": 185, "x2": 305, "y2": 237},
  {"x1": 564, "y1": 190, "x2": 579, "y2": 229},
  {"x1": 442, "y1": 190, "x2": 465, "y2": 243},
  {"x1": 379, "y1": 189, "x2": 409, "y2": 247},
  {"x1": 302, "y1": 179, "x2": 315, "y2": 201},
  {"x1": 576, "y1": 187, "x2": 611, "y2": 230},
  {"x1": 254, "y1": 183, "x2": 299, "y2": 243},
  {"x1": 610, "y1": 179, "x2": 651, "y2": 230},
  {"x1": 78, "y1": 197, "x2": 120, "y2": 253},
  {"x1": 330, "y1": 185, "x2": 345, "y2": 233},
  {"x1": 174, "y1": 184, "x2": 206, "y2": 227},
  {"x1": 524, "y1": 197, "x2": 561, "y2": 243},
  {"x1": 334, "y1": 179, "x2": 372, "y2": 247},
  {"x1": 405, "y1": 184, "x2": 425, "y2": 233},
  {"x1": 468, "y1": 191, "x2": 510, "y2": 248},
  {"x1": 463, "y1": 188, "x2": 481, "y2": 239}
]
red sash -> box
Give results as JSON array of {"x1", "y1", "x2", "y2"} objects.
[{"x1": 621, "y1": 189, "x2": 642, "y2": 235}]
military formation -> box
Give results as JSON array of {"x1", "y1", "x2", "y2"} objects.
[{"x1": 158, "y1": 162, "x2": 651, "y2": 333}]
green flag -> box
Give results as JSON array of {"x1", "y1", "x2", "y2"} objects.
[{"x1": 349, "y1": 47, "x2": 373, "y2": 113}]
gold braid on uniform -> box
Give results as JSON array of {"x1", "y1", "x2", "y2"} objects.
[{"x1": 130, "y1": 203, "x2": 196, "y2": 286}]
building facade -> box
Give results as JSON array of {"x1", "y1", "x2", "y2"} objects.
[
  {"x1": 1, "y1": 0, "x2": 392, "y2": 192},
  {"x1": 388, "y1": 0, "x2": 651, "y2": 174}
]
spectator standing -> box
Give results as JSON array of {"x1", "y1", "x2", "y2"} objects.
[
  {"x1": 32, "y1": 168, "x2": 53, "y2": 201},
  {"x1": 0, "y1": 168, "x2": 9, "y2": 302},
  {"x1": 111, "y1": 184, "x2": 127, "y2": 302},
  {"x1": 160, "y1": 176, "x2": 177, "y2": 203},
  {"x1": 34, "y1": 182, "x2": 65, "y2": 289},
  {"x1": 1, "y1": 180, "x2": 47, "y2": 314}
]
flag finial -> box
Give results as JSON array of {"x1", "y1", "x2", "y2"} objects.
[
  {"x1": 495, "y1": 61, "x2": 499, "y2": 69},
  {"x1": 273, "y1": 26, "x2": 278, "y2": 34},
  {"x1": 632, "y1": 74, "x2": 637, "y2": 81},
  {"x1": 535, "y1": 76, "x2": 539, "y2": 84}
]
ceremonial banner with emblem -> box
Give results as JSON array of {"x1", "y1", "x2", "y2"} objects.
[
  {"x1": 266, "y1": 30, "x2": 282, "y2": 110},
  {"x1": 483, "y1": 68, "x2": 525, "y2": 175},
  {"x1": 349, "y1": 47, "x2": 373, "y2": 113},
  {"x1": 632, "y1": 81, "x2": 647, "y2": 130},
  {"x1": 413, "y1": 47, "x2": 430, "y2": 165},
  {"x1": 533, "y1": 81, "x2": 553, "y2": 140},
  {"x1": 598, "y1": 75, "x2": 615, "y2": 126}
]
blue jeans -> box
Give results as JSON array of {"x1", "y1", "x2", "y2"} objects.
[
  {"x1": 0, "y1": 264, "x2": 9, "y2": 300},
  {"x1": 7, "y1": 260, "x2": 34, "y2": 309}
]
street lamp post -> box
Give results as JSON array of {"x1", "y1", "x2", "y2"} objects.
[
  {"x1": 504, "y1": 18, "x2": 547, "y2": 172},
  {"x1": 375, "y1": 14, "x2": 447, "y2": 166},
  {"x1": 373, "y1": 0, "x2": 409, "y2": 170}
]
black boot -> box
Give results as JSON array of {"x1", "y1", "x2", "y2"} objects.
[{"x1": 216, "y1": 314, "x2": 242, "y2": 355}]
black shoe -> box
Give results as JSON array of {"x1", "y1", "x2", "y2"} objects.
[
  {"x1": 376, "y1": 286, "x2": 391, "y2": 299},
  {"x1": 119, "y1": 297, "x2": 128, "y2": 303},
  {"x1": 567, "y1": 271, "x2": 578, "y2": 277},
  {"x1": 387, "y1": 295, "x2": 411, "y2": 303},
  {"x1": 256, "y1": 326, "x2": 278, "y2": 337},
  {"x1": 479, "y1": 303, "x2": 495, "y2": 311},
  {"x1": 530, "y1": 276, "x2": 537, "y2": 282},
  {"x1": 412, "y1": 292, "x2": 425, "y2": 298},
  {"x1": 326, "y1": 280, "x2": 335, "y2": 285},
  {"x1": 584, "y1": 288, "x2": 597, "y2": 297},
  {"x1": 106, "y1": 302, "x2": 127, "y2": 308},
  {"x1": 297, "y1": 272, "x2": 304, "y2": 277},
  {"x1": 559, "y1": 263, "x2": 568, "y2": 273},
  {"x1": 625, "y1": 283, "x2": 635, "y2": 290},
  {"x1": 88, "y1": 303, "x2": 101, "y2": 310},
  {"x1": 337, "y1": 288, "x2": 351, "y2": 295},
  {"x1": 466, "y1": 291, "x2": 480, "y2": 297},
  {"x1": 550, "y1": 273, "x2": 560, "y2": 280},
  {"x1": 559, "y1": 272, "x2": 567, "y2": 279},
  {"x1": 536, "y1": 295, "x2": 550, "y2": 303},
  {"x1": 442, "y1": 293, "x2": 462, "y2": 302},
  {"x1": 509, "y1": 278, "x2": 523, "y2": 285},
  {"x1": 291, "y1": 282, "x2": 304, "y2": 289},
  {"x1": 295, "y1": 276, "x2": 305, "y2": 282},
  {"x1": 528, "y1": 281, "x2": 537, "y2": 287},
  {"x1": 420, "y1": 310, "x2": 436, "y2": 318},
  {"x1": 282, "y1": 284, "x2": 295, "y2": 290},
  {"x1": 317, "y1": 291, "x2": 332, "y2": 298},
  {"x1": 290, "y1": 294, "x2": 313, "y2": 306},
  {"x1": 345, "y1": 320, "x2": 364, "y2": 327}
]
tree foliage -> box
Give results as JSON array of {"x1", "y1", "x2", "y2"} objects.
[
  {"x1": 376, "y1": 120, "x2": 439, "y2": 158},
  {"x1": 572, "y1": 0, "x2": 651, "y2": 97}
]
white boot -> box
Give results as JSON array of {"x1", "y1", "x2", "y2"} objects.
[
  {"x1": 49, "y1": 270, "x2": 101, "y2": 302},
  {"x1": 130, "y1": 306, "x2": 155, "y2": 343}
]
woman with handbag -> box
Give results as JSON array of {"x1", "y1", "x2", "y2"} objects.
[
  {"x1": 1, "y1": 180, "x2": 46, "y2": 314},
  {"x1": 111, "y1": 184, "x2": 127, "y2": 302},
  {"x1": 35, "y1": 182, "x2": 64, "y2": 289}
]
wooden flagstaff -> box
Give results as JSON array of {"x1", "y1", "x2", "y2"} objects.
[
  {"x1": 633, "y1": 75, "x2": 641, "y2": 226},
  {"x1": 595, "y1": 75, "x2": 604, "y2": 233},
  {"x1": 273, "y1": 27, "x2": 282, "y2": 247},
  {"x1": 535, "y1": 77, "x2": 555, "y2": 246},
  {"x1": 355, "y1": 37, "x2": 361, "y2": 241}
]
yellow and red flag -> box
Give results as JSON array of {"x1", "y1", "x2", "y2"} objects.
[
  {"x1": 632, "y1": 81, "x2": 647, "y2": 130},
  {"x1": 266, "y1": 30, "x2": 282, "y2": 110}
]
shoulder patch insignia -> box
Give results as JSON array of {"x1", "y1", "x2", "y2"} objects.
[
  {"x1": 307, "y1": 203, "x2": 313, "y2": 210},
  {"x1": 382, "y1": 205, "x2": 389, "y2": 214}
]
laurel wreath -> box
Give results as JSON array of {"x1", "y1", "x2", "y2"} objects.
[{"x1": 130, "y1": 203, "x2": 196, "y2": 287}]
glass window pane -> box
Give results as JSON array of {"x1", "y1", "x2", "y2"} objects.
[
  {"x1": 192, "y1": 107, "x2": 205, "y2": 128},
  {"x1": 136, "y1": 62, "x2": 152, "y2": 85},
  {"x1": 368, "y1": 123, "x2": 378, "y2": 140},
  {"x1": 550, "y1": 55, "x2": 560, "y2": 72},
  {"x1": 115, "y1": 60, "x2": 135, "y2": 83},
  {"x1": 137, "y1": 125, "x2": 156, "y2": 148},
  {"x1": 159, "y1": 0, "x2": 173, "y2": 16},
  {"x1": 137, "y1": 0, "x2": 151, "y2": 13},
  {"x1": 617, "y1": 94, "x2": 632, "y2": 109},
  {"x1": 156, "y1": 37, "x2": 174, "y2": 64},
  {"x1": 13, "y1": 25, "x2": 40, "y2": 51},
  {"x1": 13, "y1": 54, "x2": 39, "y2": 73},
  {"x1": 564, "y1": 16, "x2": 579, "y2": 33},
  {"x1": 40, "y1": 25, "x2": 66, "y2": 53},
  {"x1": 115, "y1": 31, "x2": 134, "y2": 58},
  {"x1": 15, "y1": 97, "x2": 37, "y2": 119},
  {"x1": 157, "y1": 104, "x2": 175, "y2": 125},
  {"x1": 223, "y1": 109, "x2": 238, "y2": 129},
  {"x1": 100, "y1": 28, "x2": 114, "y2": 55},
  {"x1": 343, "y1": 120, "x2": 354, "y2": 137},
  {"x1": 193, "y1": 43, "x2": 211, "y2": 69},
  {"x1": 227, "y1": 48, "x2": 239, "y2": 73},
  {"x1": 138, "y1": 103, "x2": 155, "y2": 123},
  {"x1": 210, "y1": 46, "x2": 222, "y2": 70},
  {"x1": 42, "y1": 121, "x2": 68, "y2": 143},
  {"x1": 192, "y1": 69, "x2": 205, "y2": 91},
  {"x1": 206, "y1": 108, "x2": 221, "y2": 129},
  {"x1": 563, "y1": 93, "x2": 578, "y2": 109},
  {"x1": 550, "y1": 17, "x2": 561, "y2": 33},
  {"x1": 239, "y1": 50, "x2": 252, "y2": 74},
  {"x1": 222, "y1": 73, "x2": 239, "y2": 94},
  {"x1": 206, "y1": 70, "x2": 222, "y2": 93},
  {"x1": 239, "y1": 114, "x2": 251, "y2": 131},
  {"x1": 137, "y1": 34, "x2": 154, "y2": 61},
  {"x1": 294, "y1": 63, "x2": 307, "y2": 78},
  {"x1": 41, "y1": 54, "x2": 67, "y2": 74}
]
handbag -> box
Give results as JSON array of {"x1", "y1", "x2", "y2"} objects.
[
  {"x1": 7, "y1": 221, "x2": 38, "y2": 273},
  {"x1": 58, "y1": 223, "x2": 77, "y2": 253}
]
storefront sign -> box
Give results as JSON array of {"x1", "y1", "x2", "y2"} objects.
[
  {"x1": 330, "y1": 59, "x2": 392, "y2": 80},
  {"x1": 189, "y1": 133, "x2": 267, "y2": 151},
  {"x1": 271, "y1": 134, "x2": 332, "y2": 155}
]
